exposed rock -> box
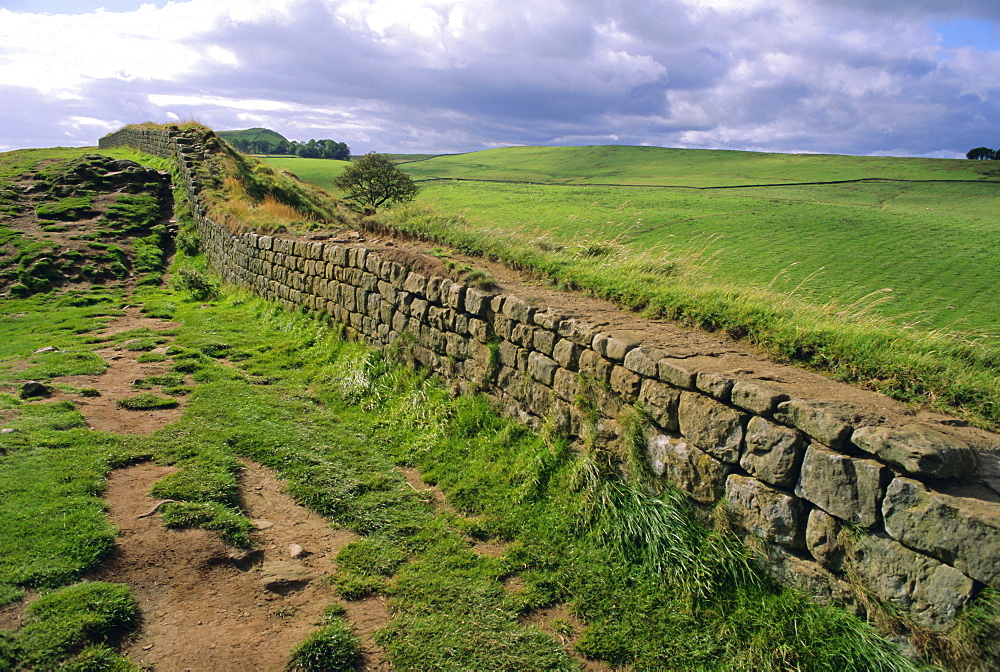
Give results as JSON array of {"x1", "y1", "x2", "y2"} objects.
[
  {"x1": 592, "y1": 330, "x2": 642, "y2": 362},
  {"x1": 882, "y1": 476, "x2": 1000, "y2": 588},
  {"x1": 20, "y1": 381, "x2": 53, "y2": 399},
  {"x1": 696, "y1": 372, "x2": 734, "y2": 402},
  {"x1": 32, "y1": 346, "x2": 60, "y2": 354},
  {"x1": 848, "y1": 533, "x2": 975, "y2": 631},
  {"x1": 259, "y1": 561, "x2": 313, "y2": 594},
  {"x1": 288, "y1": 543, "x2": 307, "y2": 559},
  {"x1": 637, "y1": 379, "x2": 680, "y2": 432},
  {"x1": 773, "y1": 399, "x2": 853, "y2": 449},
  {"x1": 805, "y1": 508, "x2": 845, "y2": 572},
  {"x1": 657, "y1": 358, "x2": 699, "y2": 389},
  {"x1": 740, "y1": 416, "x2": 807, "y2": 488},
  {"x1": 731, "y1": 379, "x2": 790, "y2": 415},
  {"x1": 527, "y1": 351, "x2": 558, "y2": 386},
  {"x1": 725, "y1": 474, "x2": 806, "y2": 548},
  {"x1": 647, "y1": 434, "x2": 731, "y2": 503},
  {"x1": 623, "y1": 346, "x2": 664, "y2": 377},
  {"x1": 678, "y1": 391, "x2": 746, "y2": 464},
  {"x1": 765, "y1": 545, "x2": 860, "y2": 614},
  {"x1": 794, "y1": 444, "x2": 886, "y2": 528},
  {"x1": 852, "y1": 425, "x2": 977, "y2": 479}
]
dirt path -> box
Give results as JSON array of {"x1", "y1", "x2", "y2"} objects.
[
  {"x1": 52, "y1": 306, "x2": 186, "y2": 434},
  {"x1": 90, "y1": 460, "x2": 390, "y2": 671}
]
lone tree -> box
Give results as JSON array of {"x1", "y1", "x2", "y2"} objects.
[{"x1": 333, "y1": 152, "x2": 418, "y2": 214}]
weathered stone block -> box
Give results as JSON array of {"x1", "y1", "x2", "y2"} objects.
[
  {"x1": 553, "y1": 368, "x2": 580, "y2": 402},
  {"x1": 623, "y1": 346, "x2": 664, "y2": 377},
  {"x1": 852, "y1": 425, "x2": 977, "y2": 479},
  {"x1": 637, "y1": 379, "x2": 680, "y2": 432},
  {"x1": 532, "y1": 309, "x2": 563, "y2": 332},
  {"x1": 849, "y1": 533, "x2": 975, "y2": 631},
  {"x1": 647, "y1": 435, "x2": 732, "y2": 503},
  {"x1": 882, "y1": 476, "x2": 1000, "y2": 588},
  {"x1": 765, "y1": 545, "x2": 859, "y2": 613},
  {"x1": 610, "y1": 366, "x2": 641, "y2": 401},
  {"x1": 696, "y1": 372, "x2": 734, "y2": 402},
  {"x1": 578, "y1": 349, "x2": 613, "y2": 384},
  {"x1": 464, "y1": 287, "x2": 491, "y2": 317},
  {"x1": 468, "y1": 318, "x2": 490, "y2": 343},
  {"x1": 557, "y1": 318, "x2": 598, "y2": 348},
  {"x1": 532, "y1": 329, "x2": 557, "y2": 356},
  {"x1": 592, "y1": 330, "x2": 641, "y2": 362},
  {"x1": 773, "y1": 399, "x2": 853, "y2": 449},
  {"x1": 527, "y1": 351, "x2": 558, "y2": 386},
  {"x1": 552, "y1": 339, "x2": 580, "y2": 370},
  {"x1": 725, "y1": 474, "x2": 806, "y2": 548},
  {"x1": 740, "y1": 416, "x2": 807, "y2": 488},
  {"x1": 677, "y1": 392, "x2": 746, "y2": 464},
  {"x1": 805, "y1": 508, "x2": 845, "y2": 572},
  {"x1": 503, "y1": 296, "x2": 535, "y2": 323},
  {"x1": 657, "y1": 358, "x2": 699, "y2": 389},
  {"x1": 794, "y1": 444, "x2": 886, "y2": 528},
  {"x1": 731, "y1": 379, "x2": 790, "y2": 415},
  {"x1": 403, "y1": 271, "x2": 428, "y2": 295}
]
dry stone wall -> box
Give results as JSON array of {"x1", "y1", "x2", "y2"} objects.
[{"x1": 100, "y1": 126, "x2": 1000, "y2": 633}]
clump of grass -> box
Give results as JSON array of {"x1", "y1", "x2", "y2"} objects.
[
  {"x1": 159, "y1": 501, "x2": 252, "y2": 547},
  {"x1": 115, "y1": 392, "x2": 178, "y2": 410},
  {"x1": 3, "y1": 582, "x2": 138, "y2": 669},
  {"x1": 286, "y1": 615, "x2": 362, "y2": 672},
  {"x1": 173, "y1": 268, "x2": 220, "y2": 301},
  {"x1": 137, "y1": 351, "x2": 167, "y2": 363}
]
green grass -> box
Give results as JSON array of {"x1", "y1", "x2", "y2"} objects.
[
  {"x1": 397, "y1": 144, "x2": 1000, "y2": 186},
  {"x1": 260, "y1": 156, "x2": 350, "y2": 193}
]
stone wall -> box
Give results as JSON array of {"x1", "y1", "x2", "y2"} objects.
[{"x1": 100, "y1": 126, "x2": 1000, "y2": 634}]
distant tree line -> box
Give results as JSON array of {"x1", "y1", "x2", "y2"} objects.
[
  {"x1": 967, "y1": 147, "x2": 998, "y2": 160},
  {"x1": 228, "y1": 137, "x2": 351, "y2": 160}
]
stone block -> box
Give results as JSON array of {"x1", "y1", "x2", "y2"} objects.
[
  {"x1": 764, "y1": 545, "x2": 859, "y2": 613},
  {"x1": 532, "y1": 309, "x2": 563, "y2": 332},
  {"x1": 552, "y1": 339, "x2": 580, "y2": 370},
  {"x1": 852, "y1": 425, "x2": 977, "y2": 479},
  {"x1": 849, "y1": 533, "x2": 975, "y2": 631},
  {"x1": 403, "y1": 271, "x2": 428, "y2": 295},
  {"x1": 696, "y1": 372, "x2": 734, "y2": 402},
  {"x1": 794, "y1": 444, "x2": 886, "y2": 528},
  {"x1": 647, "y1": 435, "x2": 732, "y2": 503},
  {"x1": 445, "y1": 282, "x2": 466, "y2": 310},
  {"x1": 623, "y1": 346, "x2": 664, "y2": 377},
  {"x1": 503, "y1": 296, "x2": 535, "y2": 323},
  {"x1": 882, "y1": 476, "x2": 1000, "y2": 588},
  {"x1": 657, "y1": 358, "x2": 699, "y2": 389},
  {"x1": 553, "y1": 368, "x2": 580, "y2": 402},
  {"x1": 578, "y1": 349, "x2": 613, "y2": 384},
  {"x1": 740, "y1": 416, "x2": 807, "y2": 488},
  {"x1": 610, "y1": 366, "x2": 641, "y2": 402},
  {"x1": 637, "y1": 379, "x2": 680, "y2": 432},
  {"x1": 593, "y1": 330, "x2": 642, "y2": 362},
  {"x1": 677, "y1": 392, "x2": 746, "y2": 464},
  {"x1": 731, "y1": 380, "x2": 790, "y2": 415},
  {"x1": 773, "y1": 399, "x2": 853, "y2": 449},
  {"x1": 725, "y1": 474, "x2": 806, "y2": 548},
  {"x1": 527, "y1": 351, "x2": 558, "y2": 386},
  {"x1": 805, "y1": 508, "x2": 844, "y2": 572},
  {"x1": 468, "y1": 318, "x2": 490, "y2": 343},
  {"x1": 532, "y1": 329, "x2": 557, "y2": 356},
  {"x1": 557, "y1": 318, "x2": 598, "y2": 348}
]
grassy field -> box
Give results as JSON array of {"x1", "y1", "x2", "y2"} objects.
[{"x1": 259, "y1": 156, "x2": 350, "y2": 193}]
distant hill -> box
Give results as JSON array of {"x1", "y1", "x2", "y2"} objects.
[{"x1": 217, "y1": 127, "x2": 289, "y2": 149}]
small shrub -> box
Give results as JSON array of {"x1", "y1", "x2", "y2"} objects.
[
  {"x1": 173, "y1": 268, "x2": 220, "y2": 301},
  {"x1": 116, "y1": 393, "x2": 178, "y2": 411}
]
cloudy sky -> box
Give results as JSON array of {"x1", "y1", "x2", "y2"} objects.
[{"x1": 1, "y1": 0, "x2": 998, "y2": 156}]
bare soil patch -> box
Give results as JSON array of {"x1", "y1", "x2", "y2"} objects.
[
  {"x1": 51, "y1": 307, "x2": 185, "y2": 434},
  {"x1": 87, "y1": 460, "x2": 389, "y2": 671}
]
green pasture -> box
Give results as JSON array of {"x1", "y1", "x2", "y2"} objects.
[
  {"x1": 261, "y1": 156, "x2": 350, "y2": 193},
  {"x1": 413, "y1": 178, "x2": 1000, "y2": 333},
  {"x1": 398, "y1": 144, "x2": 1000, "y2": 186}
]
